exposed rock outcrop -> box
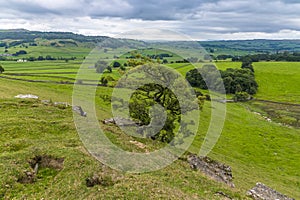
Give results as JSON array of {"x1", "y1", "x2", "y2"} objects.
[
  {"x1": 247, "y1": 182, "x2": 294, "y2": 200},
  {"x1": 102, "y1": 117, "x2": 141, "y2": 126},
  {"x1": 72, "y1": 106, "x2": 87, "y2": 117},
  {"x1": 187, "y1": 154, "x2": 235, "y2": 188}
]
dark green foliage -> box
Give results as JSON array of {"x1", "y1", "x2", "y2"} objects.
[
  {"x1": 120, "y1": 65, "x2": 126, "y2": 71},
  {"x1": 0, "y1": 65, "x2": 4, "y2": 73},
  {"x1": 125, "y1": 64, "x2": 199, "y2": 144},
  {"x1": 107, "y1": 66, "x2": 112, "y2": 73},
  {"x1": 129, "y1": 83, "x2": 179, "y2": 143},
  {"x1": 221, "y1": 68, "x2": 258, "y2": 94},
  {"x1": 200, "y1": 39, "x2": 300, "y2": 53},
  {"x1": 113, "y1": 61, "x2": 121, "y2": 68},
  {"x1": 233, "y1": 92, "x2": 251, "y2": 102},
  {"x1": 162, "y1": 59, "x2": 168, "y2": 64},
  {"x1": 100, "y1": 77, "x2": 108, "y2": 86},
  {"x1": 28, "y1": 57, "x2": 35, "y2": 61},
  {"x1": 175, "y1": 59, "x2": 189, "y2": 63},
  {"x1": 13, "y1": 50, "x2": 27, "y2": 56},
  {"x1": 10, "y1": 40, "x2": 29, "y2": 47},
  {"x1": 105, "y1": 76, "x2": 115, "y2": 81},
  {"x1": 0, "y1": 42, "x2": 7, "y2": 47},
  {"x1": 241, "y1": 57, "x2": 254, "y2": 72},
  {"x1": 186, "y1": 65, "x2": 258, "y2": 95},
  {"x1": 147, "y1": 53, "x2": 173, "y2": 59},
  {"x1": 16, "y1": 55, "x2": 76, "y2": 61},
  {"x1": 37, "y1": 56, "x2": 44, "y2": 61},
  {"x1": 217, "y1": 54, "x2": 233, "y2": 60},
  {"x1": 186, "y1": 65, "x2": 224, "y2": 92},
  {"x1": 58, "y1": 40, "x2": 78, "y2": 46},
  {"x1": 127, "y1": 53, "x2": 153, "y2": 67},
  {"x1": 233, "y1": 51, "x2": 300, "y2": 62},
  {"x1": 241, "y1": 62, "x2": 254, "y2": 72},
  {"x1": 45, "y1": 55, "x2": 55, "y2": 60}
]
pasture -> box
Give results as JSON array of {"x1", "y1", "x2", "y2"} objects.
[{"x1": 0, "y1": 53, "x2": 299, "y2": 199}]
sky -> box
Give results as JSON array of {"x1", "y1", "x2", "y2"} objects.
[{"x1": 1, "y1": 0, "x2": 300, "y2": 40}]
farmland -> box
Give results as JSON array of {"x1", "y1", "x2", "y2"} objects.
[{"x1": 0, "y1": 37, "x2": 300, "y2": 199}]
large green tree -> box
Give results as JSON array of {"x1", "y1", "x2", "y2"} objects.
[{"x1": 116, "y1": 64, "x2": 200, "y2": 144}]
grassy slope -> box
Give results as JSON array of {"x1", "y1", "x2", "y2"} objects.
[
  {"x1": 0, "y1": 56, "x2": 299, "y2": 199},
  {"x1": 1, "y1": 45, "x2": 91, "y2": 59},
  {"x1": 190, "y1": 102, "x2": 300, "y2": 198},
  {"x1": 0, "y1": 99, "x2": 245, "y2": 199}
]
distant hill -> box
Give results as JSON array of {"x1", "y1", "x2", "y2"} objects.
[
  {"x1": 1, "y1": 29, "x2": 300, "y2": 54},
  {"x1": 0, "y1": 29, "x2": 108, "y2": 43},
  {"x1": 0, "y1": 28, "x2": 29, "y2": 32},
  {"x1": 199, "y1": 39, "x2": 300, "y2": 54},
  {"x1": 0, "y1": 29, "x2": 146, "y2": 49}
]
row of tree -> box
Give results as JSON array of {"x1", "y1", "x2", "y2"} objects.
[
  {"x1": 232, "y1": 52, "x2": 300, "y2": 62},
  {"x1": 0, "y1": 55, "x2": 76, "y2": 61}
]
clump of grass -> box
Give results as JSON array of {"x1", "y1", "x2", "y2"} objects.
[{"x1": 86, "y1": 173, "x2": 115, "y2": 187}]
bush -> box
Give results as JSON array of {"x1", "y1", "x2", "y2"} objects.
[
  {"x1": 113, "y1": 61, "x2": 121, "y2": 68},
  {"x1": 120, "y1": 65, "x2": 126, "y2": 71},
  {"x1": 100, "y1": 77, "x2": 108, "y2": 86},
  {"x1": 107, "y1": 66, "x2": 112, "y2": 73},
  {"x1": 233, "y1": 92, "x2": 251, "y2": 102},
  {"x1": 0, "y1": 65, "x2": 4, "y2": 73}
]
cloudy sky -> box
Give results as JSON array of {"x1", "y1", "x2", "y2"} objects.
[{"x1": 1, "y1": 0, "x2": 300, "y2": 40}]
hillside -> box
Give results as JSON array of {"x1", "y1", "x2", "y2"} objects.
[
  {"x1": 0, "y1": 31, "x2": 299, "y2": 199},
  {"x1": 1, "y1": 29, "x2": 300, "y2": 55}
]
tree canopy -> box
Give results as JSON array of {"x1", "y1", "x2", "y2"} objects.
[
  {"x1": 113, "y1": 61, "x2": 121, "y2": 68},
  {"x1": 114, "y1": 64, "x2": 200, "y2": 144},
  {"x1": 186, "y1": 65, "x2": 258, "y2": 95}
]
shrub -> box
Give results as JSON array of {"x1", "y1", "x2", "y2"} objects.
[
  {"x1": 233, "y1": 92, "x2": 251, "y2": 102},
  {"x1": 113, "y1": 61, "x2": 121, "y2": 68},
  {"x1": 0, "y1": 65, "x2": 4, "y2": 73}
]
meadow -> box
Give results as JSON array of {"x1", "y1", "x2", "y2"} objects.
[
  {"x1": 254, "y1": 62, "x2": 300, "y2": 103},
  {"x1": 0, "y1": 47, "x2": 299, "y2": 199}
]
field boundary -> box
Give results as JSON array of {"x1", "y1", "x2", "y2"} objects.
[{"x1": 255, "y1": 98, "x2": 300, "y2": 107}]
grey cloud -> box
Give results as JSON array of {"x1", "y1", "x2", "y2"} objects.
[
  {"x1": 1, "y1": 0, "x2": 300, "y2": 39},
  {"x1": 87, "y1": 0, "x2": 203, "y2": 20},
  {"x1": 0, "y1": 1, "x2": 59, "y2": 16}
]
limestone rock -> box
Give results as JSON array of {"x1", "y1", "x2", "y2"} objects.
[
  {"x1": 247, "y1": 182, "x2": 294, "y2": 200},
  {"x1": 187, "y1": 154, "x2": 235, "y2": 187}
]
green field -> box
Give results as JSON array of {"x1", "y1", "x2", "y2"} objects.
[
  {"x1": 0, "y1": 45, "x2": 299, "y2": 199},
  {"x1": 254, "y1": 62, "x2": 300, "y2": 103}
]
